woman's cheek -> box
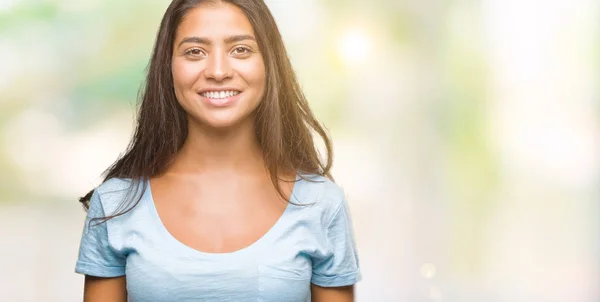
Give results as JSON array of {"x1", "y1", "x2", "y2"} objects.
[
  {"x1": 181, "y1": 63, "x2": 203, "y2": 86},
  {"x1": 236, "y1": 58, "x2": 265, "y2": 82}
]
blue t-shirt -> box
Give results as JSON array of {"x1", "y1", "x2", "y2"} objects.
[{"x1": 75, "y1": 174, "x2": 361, "y2": 301}]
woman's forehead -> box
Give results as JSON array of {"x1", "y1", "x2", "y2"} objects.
[{"x1": 175, "y1": 4, "x2": 255, "y2": 41}]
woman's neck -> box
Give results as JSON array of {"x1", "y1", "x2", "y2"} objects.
[{"x1": 169, "y1": 116, "x2": 265, "y2": 175}]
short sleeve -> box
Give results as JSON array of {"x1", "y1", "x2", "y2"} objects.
[
  {"x1": 311, "y1": 197, "x2": 362, "y2": 287},
  {"x1": 75, "y1": 189, "x2": 126, "y2": 277}
]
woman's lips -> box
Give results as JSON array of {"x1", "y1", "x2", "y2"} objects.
[{"x1": 198, "y1": 91, "x2": 242, "y2": 107}]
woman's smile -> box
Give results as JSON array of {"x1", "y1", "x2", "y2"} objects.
[{"x1": 198, "y1": 89, "x2": 243, "y2": 107}]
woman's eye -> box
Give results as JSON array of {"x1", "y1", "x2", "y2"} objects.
[
  {"x1": 185, "y1": 48, "x2": 204, "y2": 56},
  {"x1": 232, "y1": 47, "x2": 250, "y2": 55}
]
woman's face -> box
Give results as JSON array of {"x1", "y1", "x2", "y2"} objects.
[{"x1": 171, "y1": 3, "x2": 266, "y2": 130}]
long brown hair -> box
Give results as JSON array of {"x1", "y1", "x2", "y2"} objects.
[{"x1": 79, "y1": 0, "x2": 333, "y2": 221}]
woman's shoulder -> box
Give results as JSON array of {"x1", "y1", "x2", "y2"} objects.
[
  {"x1": 96, "y1": 177, "x2": 133, "y2": 195},
  {"x1": 94, "y1": 177, "x2": 143, "y2": 215},
  {"x1": 295, "y1": 173, "x2": 347, "y2": 221}
]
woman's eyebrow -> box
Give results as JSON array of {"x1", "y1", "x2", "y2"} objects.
[
  {"x1": 224, "y1": 34, "x2": 256, "y2": 44},
  {"x1": 178, "y1": 35, "x2": 257, "y2": 47}
]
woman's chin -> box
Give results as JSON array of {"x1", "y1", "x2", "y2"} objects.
[{"x1": 189, "y1": 113, "x2": 253, "y2": 132}]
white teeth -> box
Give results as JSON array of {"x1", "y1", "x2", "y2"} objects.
[{"x1": 202, "y1": 90, "x2": 240, "y2": 99}]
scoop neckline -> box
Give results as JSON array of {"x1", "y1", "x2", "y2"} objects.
[{"x1": 143, "y1": 174, "x2": 303, "y2": 260}]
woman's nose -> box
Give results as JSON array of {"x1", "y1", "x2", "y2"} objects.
[{"x1": 203, "y1": 51, "x2": 233, "y2": 81}]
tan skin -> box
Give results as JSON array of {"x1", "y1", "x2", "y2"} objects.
[{"x1": 83, "y1": 3, "x2": 353, "y2": 301}]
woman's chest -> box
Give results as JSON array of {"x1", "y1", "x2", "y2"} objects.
[{"x1": 123, "y1": 240, "x2": 314, "y2": 302}]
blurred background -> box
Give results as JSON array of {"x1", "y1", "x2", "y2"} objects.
[{"x1": 0, "y1": 0, "x2": 598, "y2": 301}]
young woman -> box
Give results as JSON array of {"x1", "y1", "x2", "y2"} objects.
[{"x1": 75, "y1": 0, "x2": 361, "y2": 301}]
